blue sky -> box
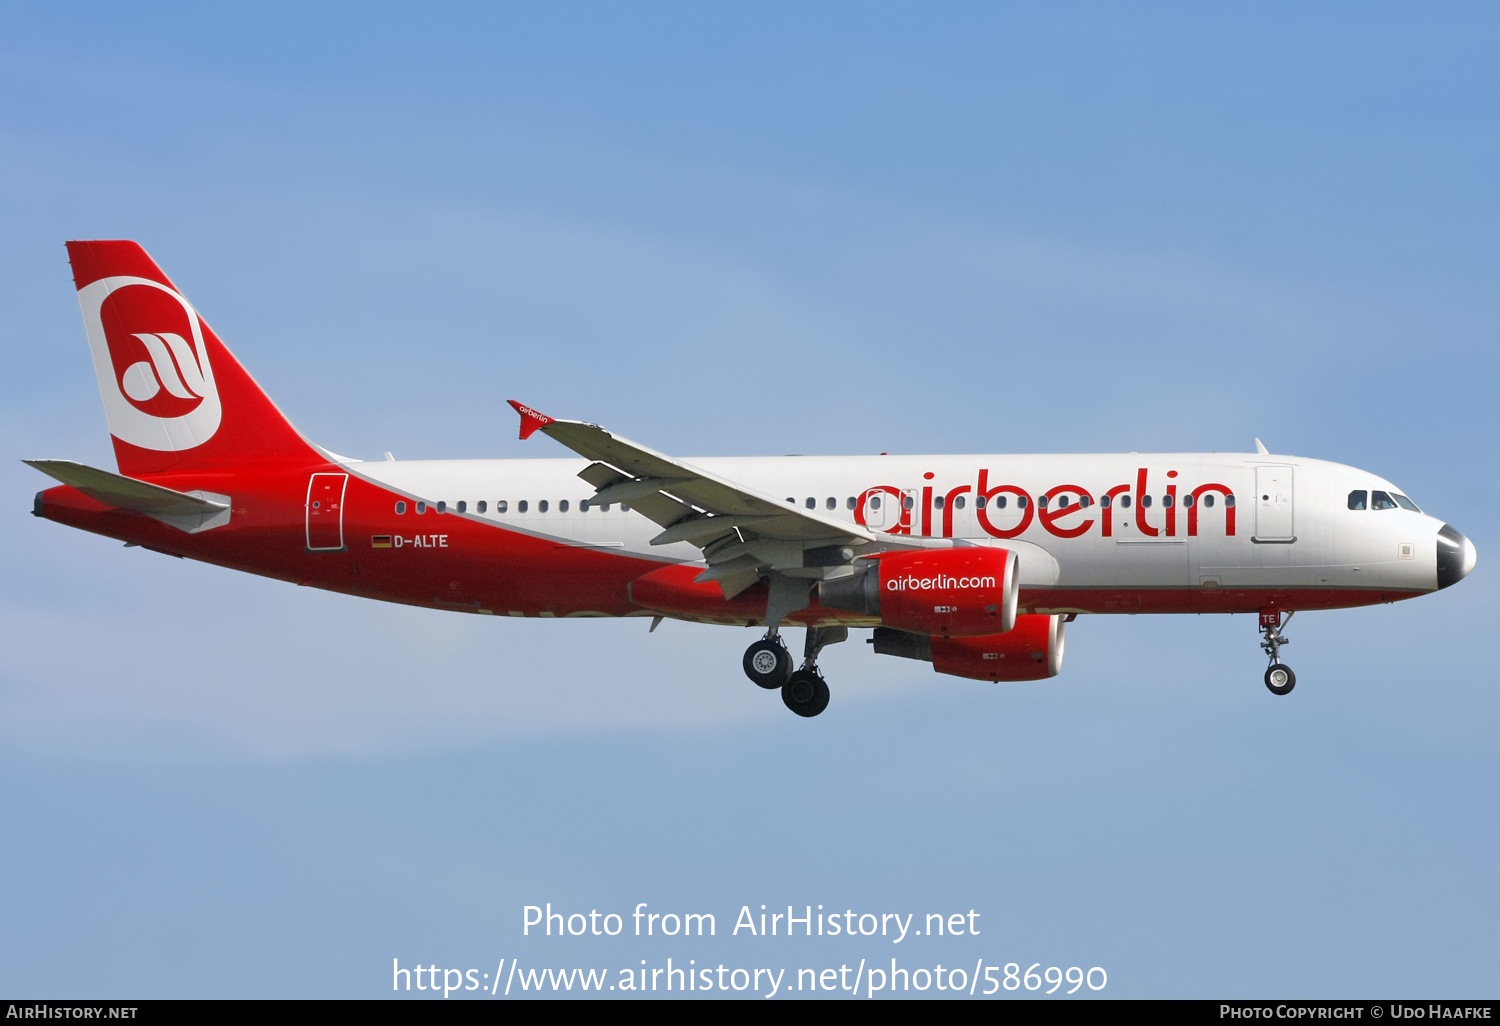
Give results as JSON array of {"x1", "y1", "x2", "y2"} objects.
[{"x1": 1, "y1": 2, "x2": 1496, "y2": 998}]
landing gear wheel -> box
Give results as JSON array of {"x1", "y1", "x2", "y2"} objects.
[
  {"x1": 743, "y1": 638, "x2": 792, "y2": 689},
  {"x1": 781, "y1": 670, "x2": 830, "y2": 718},
  {"x1": 1264, "y1": 663, "x2": 1296, "y2": 696}
]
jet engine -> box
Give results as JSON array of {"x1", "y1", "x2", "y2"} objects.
[
  {"x1": 871, "y1": 614, "x2": 1066, "y2": 682},
  {"x1": 818, "y1": 547, "x2": 1019, "y2": 637}
]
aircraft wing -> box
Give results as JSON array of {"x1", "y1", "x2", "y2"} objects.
[
  {"x1": 26, "y1": 459, "x2": 231, "y2": 534},
  {"x1": 508, "y1": 400, "x2": 929, "y2": 596}
]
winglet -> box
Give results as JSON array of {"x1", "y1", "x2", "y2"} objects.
[{"x1": 508, "y1": 400, "x2": 554, "y2": 441}]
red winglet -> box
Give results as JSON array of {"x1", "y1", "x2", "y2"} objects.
[{"x1": 507, "y1": 399, "x2": 554, "y2": 441}]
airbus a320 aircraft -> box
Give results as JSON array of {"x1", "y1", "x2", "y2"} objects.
[{"x1": 29, "y1": 242, "x2": 1477, "y2": 717}]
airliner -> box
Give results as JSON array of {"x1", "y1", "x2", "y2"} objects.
[{"x1": 28, "y1": 241, "x2": 1477, "y2": 717}]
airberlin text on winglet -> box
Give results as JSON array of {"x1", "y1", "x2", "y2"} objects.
[{"x1": 507, "y1": 400, "x2": 554, "y2": 440}]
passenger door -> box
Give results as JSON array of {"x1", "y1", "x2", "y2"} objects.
[
  {"x1": 306, "y1": 473, "x2": 348, "y2": 551},
  {"x1": 1254, "y1": 466, "x2": 1295, "y2": 541}
]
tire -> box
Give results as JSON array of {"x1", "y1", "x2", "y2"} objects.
[
  {"x1": 743, "y1": 639, "x2": 792, "y2": 689},
  {"x1": 1264, "y1": 663, "x2": 1296, "y2": 696},
  {"x1": 781, "y1": 670, "x2": 830, "y2": 717}
]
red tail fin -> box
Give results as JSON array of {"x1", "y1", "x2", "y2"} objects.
[{"x1": 66, "y1": 240, "x2": 320, "y2": 476}]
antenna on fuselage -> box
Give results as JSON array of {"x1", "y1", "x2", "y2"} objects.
[{"x1": 1254, "y1": 438, "x2": 1269, "y2": 455}]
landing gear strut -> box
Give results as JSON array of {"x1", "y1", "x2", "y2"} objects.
[
  {"x1": 1259, "y1": 610, "x2": 1296, "y2": 696},
  {"x1": 779, "y1": 626, "x2": 845, "y2": 718}
]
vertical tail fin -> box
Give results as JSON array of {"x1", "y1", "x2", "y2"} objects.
[{"x1": 66, "y1": 240, "x2": 320, "y2": 477}]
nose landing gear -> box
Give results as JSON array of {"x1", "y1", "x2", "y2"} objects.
[{"x1": 1259, "y1": 610, "x2": 1296, "y2": 696}]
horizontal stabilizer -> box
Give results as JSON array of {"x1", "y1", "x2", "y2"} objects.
[{"x1": 25, "y1": 459, "x2": 231, "y2": 533}]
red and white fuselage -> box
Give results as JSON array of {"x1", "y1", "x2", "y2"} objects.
[{"x1": 330, "y1": 450, "x2": 1449, "y2": 619}]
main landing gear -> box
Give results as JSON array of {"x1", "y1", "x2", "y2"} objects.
[
  {"x1": 1259, "y1": 610, "x2": 1296, "y2": 696},
  {"x1": 743, "y1": 626, "x2": 845, "y2": 717},
  {"x1": 743, "y1": 634, "x2": 793, "y2": 689}
]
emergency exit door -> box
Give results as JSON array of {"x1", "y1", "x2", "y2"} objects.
[
  {"x1": 306, "y1": 473, "x2": 349, "y2": 551},
  {"x1": 1254, "y1": 465, "x2": 1295, "y2": 541}
]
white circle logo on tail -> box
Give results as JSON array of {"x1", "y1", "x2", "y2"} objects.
[{"x1": 77, "y1": 276, "x2": 222, "y2": 451}]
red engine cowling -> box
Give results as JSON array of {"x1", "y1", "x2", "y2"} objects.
[
  {"x1": 819, "y1": 547, "x2": 1019, "y2": 637},
  {"x1": 869, "y1": 614, "x2": 1066, "y2": 681},
  {"x1": 930, "y1": 614, "x2": 1065, "y2": 682}
]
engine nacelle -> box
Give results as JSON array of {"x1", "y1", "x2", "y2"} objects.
[
  {"x1": 819, "y1": 547, "x2": 1018, "y2": 637},
  {"x1": 871, "y1": 614, "x2": 1066, "y2": 682}
]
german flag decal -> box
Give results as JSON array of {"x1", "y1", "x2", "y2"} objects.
[{"x1": 371, "y1": 535, "x2": 393, "y2": 549}]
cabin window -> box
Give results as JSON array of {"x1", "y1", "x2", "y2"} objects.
[
  {"x1": 456, "y1": 500, "x2": 467, "y2": 513},
  {"x1": 1141, "y1": 495, "x2": 1153, "y2": 508},
  {"x1": 1182, "y1": 493, "x2": 1193, "y2": 508},
  {"x1": 1080, "y1": 495, "x2": 1092, "y2": 508},
  {"x1": 1372, "y1": 490, "x2": 1398, "y2": 511},
  {"x1": 846, "y1": 497, "x2": 856, "y2": 510},
  {"x1": 870, "y1": 496, "x2": 882, "y2": 510},
  {"x1": 1348, "y1": 490, "x2": 1367, "y2": 510},
  {"x1": 394, "y1": 501, "x2": 406, "y2": 514},
  {"x1": 436, "y1": 501, "x2": 447, "y2": 514},
  {"x1": 539, "y1": 500, "x2": 549, "y2": 513},
  {"x1": 902, "y1": 495, "x2": 915, "y2": 510},
  {"x1": 1203, "y1": 494, "x2": 1214, "y2": 508},
  {"x1": 1393, "y1": 493, "x2": 1420, "y2": 512},
  {"x1": 559, "y1": 500, "x2": 569, "y2": 512},
  {"x1": 517, "y1": 500, "x2": 528, "y2": 513},
  {"x1": 621, "y1": 504, "x2": 631, "y2": 512},
  {"x1": 416, "y1": 501, "x2": 427, "y2": 514},
  {"x1": 934, "y1": 495, "x2": 945, "y2": 510},
  {"x1": 954, "y1": 495, "x2": 966, "y2": 510},
  {"x1": 806, "y1": 497, "x2": 816, "y2": 509},
  {"x1": 786, "y1": 497, "x2": 795, "y2": 504},
  {"x1": 826, "y1": 497, "x2": 836, "y2": 510},
  {"x1": 1225, "y1": 494, "x2": 1235, "y2": 507},
  {"x1": 497, "y1": 500, "x2": 508, "y2": 513},
  {"x1": 477, "y1": 500, "x2": 487, "y2": 513},
  {"x1": 1120, "y1": 495, "x2": 1131, "y2": 508},
  {"x1": 1163, "y1": 495, "x2": 1173, "y2": 508},
  {"x1": 600, "y1": 503, "x2": 611, "y2": 512},
  {"x1": 1101, "y1": 494, "x2": 1111, "y2": 508},
  {"x1": 976, "y1": 495, "x2": 986, "y2": 509},
  {"x1": 1017, "y1": 495, "x2": 1028, "y2": 508},
  {"x1": 994, "y1": 495, "x2": 1007, "y2": 509},
  {"x1": 1039, "y1": 495, "x2": 1049, "y2": 509},
  {"x1": 580, "y1": 499, "x2": 590, "y2": 512}
]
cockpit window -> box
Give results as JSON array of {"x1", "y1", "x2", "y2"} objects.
[
  {"x1": 1347, "y1": 490, "x2": 1367, "y2": 510},
  {"x1": 1371, "y1": 490, "x2": 1398, "y2": 511},
  {"x1": 1393, "y1": 493, "x2": 1420, "y2": 512}
]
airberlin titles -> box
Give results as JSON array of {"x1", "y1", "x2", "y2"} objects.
[{"x1": 854, "y1": 467, "x2": 1235, "y2": 540}]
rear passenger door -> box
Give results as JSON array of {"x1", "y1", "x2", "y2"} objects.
[{"x1": 1254, "y1": 466, "x2": 1295, "y2": 542}]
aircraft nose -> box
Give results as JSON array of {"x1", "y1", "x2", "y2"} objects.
[{"x1": 1436, "y1": 524, "x2": 1477, "y2": 589}]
